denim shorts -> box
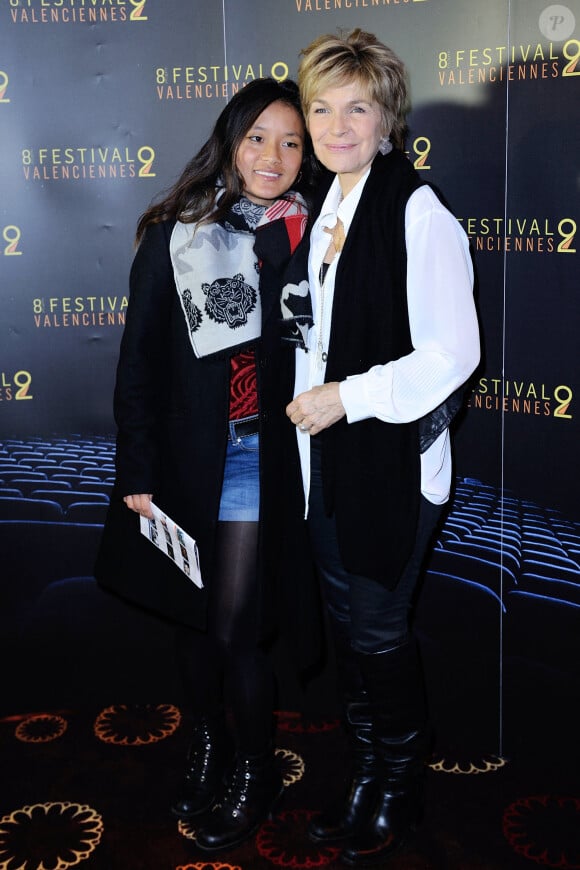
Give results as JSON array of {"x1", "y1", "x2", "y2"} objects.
[{"x1": 218, "y1": 431, "x2": 260, "y2": 521}]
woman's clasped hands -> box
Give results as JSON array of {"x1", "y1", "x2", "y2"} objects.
[{"x1": 286, "y1": 381, "x2": 345, "y2": 436}]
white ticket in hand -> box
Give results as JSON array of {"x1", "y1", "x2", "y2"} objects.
[{"x1": 140, "y1": 501, "x2": 203, "y2": 588}]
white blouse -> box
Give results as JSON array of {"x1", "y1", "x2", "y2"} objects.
[{"x1": 294, "y1": 169, "x2": 480, "y2": 509}]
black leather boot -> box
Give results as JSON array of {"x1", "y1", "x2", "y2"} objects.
[
  {"x1": 309, "y1": 690, "x2": 378, "y2": 844},
  {"x1": 171, "y1": 716, "x2": 230, "y2": 819},
  {"x1": 341, "y1": 640, "x2": 430, "y2": 867},
  {"x1": 308, "y1": 619, "x2": 378, "y2": 844},
  {"x1": 194, "y1": 746, "x2": 284, "y2": 852}
]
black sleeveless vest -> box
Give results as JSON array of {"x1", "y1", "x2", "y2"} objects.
[{"x1": 319, "y1": 150, "x2": 423, "y2": 588}]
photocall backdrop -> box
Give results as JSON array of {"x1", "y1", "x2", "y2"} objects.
[{"x1": 1, "y1": 0, "x2": 579, "y2": 750}]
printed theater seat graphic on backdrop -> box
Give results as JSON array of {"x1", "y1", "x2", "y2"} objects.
[{"x1": 1, "y1": 0, "x2": 579, "y2": 767}]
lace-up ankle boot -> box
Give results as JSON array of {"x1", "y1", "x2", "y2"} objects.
[
  {"x1": 171, "y1": 716, "x2": 230, "y2": 819},
  {"x1": 194, "y1": 746, "x2": 284, "y2": 852}
]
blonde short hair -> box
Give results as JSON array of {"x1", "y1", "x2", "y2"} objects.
[{"x1": 298, "y1": 29, "x2": 408, "y2": 150}]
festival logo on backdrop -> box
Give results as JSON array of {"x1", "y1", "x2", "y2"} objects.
[
  {"x1": 0, "y1": 370, "x2": 33, "y2": 403},
  {"x1": 32, "y1": 295, "x2": 128, "y2": 329},
  {"x1": 0, "y1": 69, "x2": 9, "y2": 102},
  {"x1": 460, "y1": 215, "x2": 577, "y2": 255},
  {"x1": 155, "y1": 61, "x2": 290, "y2": 101},
  {"x1": 436, "y1": 38, "x2": 580, "y2": 86},
  {"x1": 7, "y1": 0, "x2": 148, "y2": 25},
  {"x1": 21, "y1": 146, "x2": 157, "y2": 181},
  {"x1": 2, "y1": 222, "x2": 127, "y2": 330},
  {"x1": 293, "y1": 0, "x2": 428, "y2": 13},
  {"x1": 3, "y1": 225, "x2": 22, "y2": 257},
  {"x1": 468, "y1": 377, "x2": 573, "y2": 421},
  {"x1": 406, "y1": 137, "x2": 432, "y2": 171}
]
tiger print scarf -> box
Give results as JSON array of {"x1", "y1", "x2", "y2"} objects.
[{"x1": 170, "y1": 192, "x2": 312, "y2": 359}]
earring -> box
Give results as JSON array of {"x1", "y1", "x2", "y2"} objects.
[{"x1": 378, "y1": 136, "x2": 393, "y2": 155}]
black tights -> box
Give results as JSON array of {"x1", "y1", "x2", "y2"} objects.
[{"x1": 175, "y1": 521, "x2": 275, "y2": 755}]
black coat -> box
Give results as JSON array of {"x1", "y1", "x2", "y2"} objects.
[{"x1": 95, "y1": 220, "x2": 321, "y2": 668}]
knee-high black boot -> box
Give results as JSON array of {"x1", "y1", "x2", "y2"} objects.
[
  {"x1": 341, "y1": 639, "x2": 430, "y2": 868},
  {"x1": 309, "y1": 621, "x2": 378, "y2": 844},
  {"x1": 171, "y1": 714, "x2": 232, "y2": 819}
]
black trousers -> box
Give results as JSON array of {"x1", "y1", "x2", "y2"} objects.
[{"x1": 307, "y1": 439, "x2": 443, "y2": 653}]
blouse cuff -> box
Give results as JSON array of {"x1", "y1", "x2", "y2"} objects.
[{"x1": 339, "y1": 374, "x2": 373, "y2": 423}]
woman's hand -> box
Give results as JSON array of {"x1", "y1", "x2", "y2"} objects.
[
  {"x1": 124, "y1": 493, "x2": 154, "y2": 518},
  {"x1": 286, "y1": 382, "x2": 346, "y2": 435}
]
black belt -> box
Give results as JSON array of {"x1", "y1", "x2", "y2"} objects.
[{"x1": 228, "y1": 416, "x2": 260, "y2": 440}]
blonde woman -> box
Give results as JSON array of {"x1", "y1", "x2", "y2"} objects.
[{"x1": 287, "y1": 30, "x2": 480, "y2": 867}]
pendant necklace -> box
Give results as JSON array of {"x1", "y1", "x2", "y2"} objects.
[{"x1": 317, "y1": 217, "x2": 345, "y2": 368}]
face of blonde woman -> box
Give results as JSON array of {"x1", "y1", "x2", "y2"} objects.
[
  {"x1": 235, "y1": 100, "x2": 304, "y2": 206},
  {"x1": 307, "y1": 81, "x2": 384, "y2": 197}
]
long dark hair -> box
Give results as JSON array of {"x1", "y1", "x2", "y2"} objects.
[{"x1": 136, "y1": 78, "x2": 318, "y2": 243}]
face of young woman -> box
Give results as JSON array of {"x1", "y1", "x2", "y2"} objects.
[
  {"x1": 235, "y1": 100, "x2": 305, "y2": 206},
  {"x1": 307, "y1": 81, "x2": 384, "y2": 197}
]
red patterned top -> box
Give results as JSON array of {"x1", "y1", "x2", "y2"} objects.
[{"x1": 229, "y1": 349, "x2": 258, "y2": 420}]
